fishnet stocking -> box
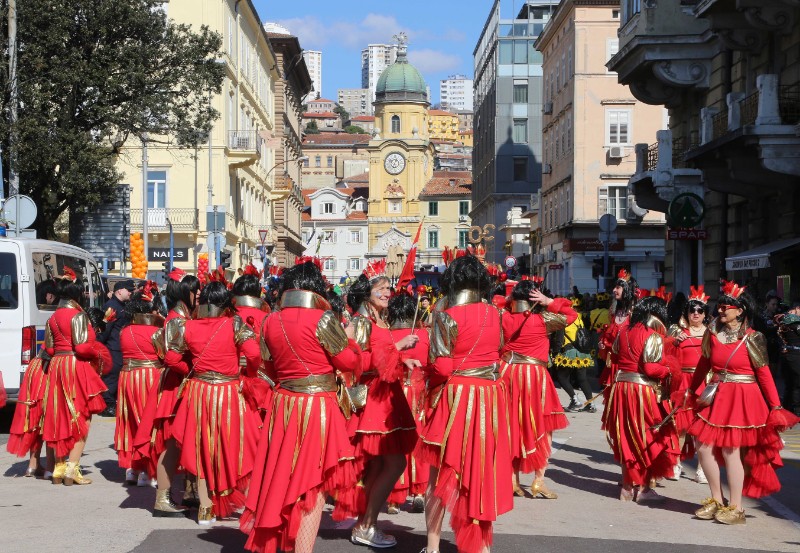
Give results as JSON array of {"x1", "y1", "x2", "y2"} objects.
[{"x1": 294, "y1": 491, "x2": 325, "y2": 553}]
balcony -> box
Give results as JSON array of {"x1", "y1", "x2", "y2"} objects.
[
  {"x1": 693, "y1": 1, "x2": 796, "y2": 53},
  {"x1": 129, "y1": 208, "x2": 198, "y2": 232},
  {"x1": 227, "y1": 130, "x2": 261, "y2": 168},
  {"x1": 608, "y1": 1, "x2": 717, "y2": 108},
  {"x1": 686, "y1": 74, "x2": 800, "y2": 184}
]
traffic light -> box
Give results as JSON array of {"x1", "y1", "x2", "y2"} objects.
[
  {"x1": 161, "y1": 261, "x2": 170, "y2": 281},
  {"x1": 219, "y1": 250, "x2": 231, "y2": 270}
]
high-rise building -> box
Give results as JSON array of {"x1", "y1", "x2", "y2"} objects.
[
  {"x1": 303, "y1": 50, "x2": 322, "y2": 103},
  {"x1": 338, "y1": 88, "x2": 372, "y2": 117},
  {"x1": 440, "y1": 74, "x2": 474, "y2": 111},
  {"x1": 534, "y1": 0, "x2": 666, "y2": 295},
  {"x1": 472, "y1": 0, "x2": 555, "y2": 265},
  {"x1": 361, "y1": 44, "x2": 398, "y2": 103}
]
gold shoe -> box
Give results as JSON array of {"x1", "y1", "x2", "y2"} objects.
[
  {"x1": 183, "y1": 477, "x2": 200, "y2": 508},
  {"x1": 695, "y1": 498, "x2": 722, "y2": 520},
  {"x1": 619, "y1": 487, "x2": 635, "y2": 502},
  {"x1": 387, "y1": 502, "x2": 400, "y2": 515},
  {"x1": 51, "y1": 462, "x2": 67, "y2": 485},
  {"x1": 153, "y1": 489, "x2": 189, "y2": 518},
  {"x1": 197, "y1": 504, "x2": 216, "y2": 526},
  {"x1": 513, "y1": 485, "x2": 526, "y2": 497},
  {"x1": 63, "y1": 462, "x2": 92, "y2": 486},
  {"x1": 714, "y1": 505, "x2": 745, "y2": 525},
  {"x1": 531, "y1": 479, "x2": 558, "y2": 499}
]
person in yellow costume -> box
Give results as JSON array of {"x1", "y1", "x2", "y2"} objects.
[{"x1": 553, "y1": 298, "x2": 597, "y2": 412}]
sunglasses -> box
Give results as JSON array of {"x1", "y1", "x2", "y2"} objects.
[
  {"x1": 689, "y1": 307, "x2": 706, "y2": 314},
  {"x1": 717, "y1": 304, "x2": 738, "y2": 311}
]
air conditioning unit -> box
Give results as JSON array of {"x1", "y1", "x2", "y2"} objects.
[
  {"x1": 249, "y1": 247, "x2": 261, "y2": 258},
  {"x1": 533, "y1": 254, "x2": 545, "y2": 264},
  {"x1": 547, "y1": 251, "x2": 557, "y2": 262},
  {"x1": 458, "y1": 215, "x2": 468, "y2": 222},
  {"x1": 542, "y1": 164, "x2": 552, "y2": 174},
  {"x1": 543, "y1": 102, "x2": 553, "y2": 115},
  {"x1": 608, "y1": 146, "x2": 624, "y2": 158},
  {"x1": 238, "y1": 242, "x2": 248, "y2": 255}
]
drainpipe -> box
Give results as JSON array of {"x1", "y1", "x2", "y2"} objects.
[{"x1": 719, "y1": 49, "x2": 732, "y2": 279}]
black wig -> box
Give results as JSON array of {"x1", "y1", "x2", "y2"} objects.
[
  {"x1": 278, "y1": 262, "x2": 328, "y2": 301},
  {"x1": 232, "y1": 274, "x2": 261, "y2": 298},
  {"x1": 440, "y1": 255, "x2": 491, "y2": 298},
  {"x1": 388, "y1": 293, "x2": 417, "y2": 326},
  {"x1": 56, "y1": 275, "x2": 84, "y2": 303},
  {"x1": 630, "y1": 296, "x2": 668, "y2": 328},
  {"x1": 198, "y1": 281, "x2": 234, "y2": 310},
  {"x1": 166, "y1": 274, "x2": 200, "y2": 311}
]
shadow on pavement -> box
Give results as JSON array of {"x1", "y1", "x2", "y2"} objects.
[
  {"x1": 3, "y1": 459, "x2": 30, "y2": 478},
  {"x1": 557, "y1": 441, "x2": 617, "y2": 465}
]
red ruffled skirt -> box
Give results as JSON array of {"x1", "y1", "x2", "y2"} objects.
[
  {"x1": 388, "y1": 378, "x2": 429, "y2": 504},
  {"x1": 132, "y1": 369, "x2": 184, "y2": 470},
  {"x1": 115, "y1": 365, "x2": 159, "y2": 472},
  {"x1": 670, "y1": 369, "x2": 698, "y2": 434},
  {"x1": 7, "y1": 356, "x2": 48, "y2": 457},
  {"x1": 500, "y1": 360, "x2": 568, "y2": 473},
  {"x1": 418, "y1": 376, "x2": 514, "y2": 553},
  {"x1": 41, "y1": 353, "x2": 107, "y2": 458},
  {"x1": 172, "y1": 377, "x2": 258, "y2": 517},
  {"x1": 688, "y1": 381, "x2": 798, "y2": 497},
  {"x1": 241, "y1": 388, "x2": 358, "y2": 553},
  {"x1": 348, "y1": 376, "x2": 418, "y2": 458},
  {"x1": 601, "y1": 379, "x2": 679, "y2": 486}
]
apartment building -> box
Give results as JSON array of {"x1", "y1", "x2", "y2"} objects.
[
  {"x1": 362, "y1": 44, "x2": 398, "y2": 103},
  {"x1": 114, "y1": 0, "x2": 279, "y2": 279},
  {"x1": 338, "y1": 88, "x2": 372, "y2": 117},
  {"x1": 535, "y1": 0, "x2": 667, "y2": 295},
  {"x1": 303, "y1": 50, "x2": 322, "y2": 103},
  {"x1": 301, "y1": 133, "x2": 371, "y2": 189},
  {"x1": 440, "y1": 74, "x2": 474, "y2": 111},
  {"x1": 609, "y1": 0, "x2": 800, "y2": 295}
]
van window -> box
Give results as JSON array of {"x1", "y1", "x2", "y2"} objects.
[
  {"x1": 0, "y1": 253, "x2": 19, "y2": 309},
  {"x1": 88, "y1": 263, "x2": 104, "y2": 309},
  {"x1": 31, "y1": 252, "x2": 90, "y2": 310}
]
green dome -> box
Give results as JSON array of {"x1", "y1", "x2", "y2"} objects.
[{"x1": 375, "y1": 50, "x2": 428, "y2": 104}]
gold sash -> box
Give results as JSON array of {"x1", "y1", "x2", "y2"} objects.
[
  {"x1": 614, "y1": 371, "x2": 658, "y2": 388},
  {"x1": 452, "y1": 363, "x2": 499, "y2": 381},
  {"x1": 502, "y1": 351, "x2": 548, "y2": 366},
  {"x1": 122, "y1": 359, "x2": 163, "y2": 371},
  {"x1": 192, "y1": 371, "x2": 238, "y2": 384},
  {"x1": 711, "y1": 373, "x2": 756, "y2": 384},
  {"x1": 279, "y1": 374, "x2": 337, "y2": 394}
]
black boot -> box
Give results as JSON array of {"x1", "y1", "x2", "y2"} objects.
[{"x1": 565, "y1": 397, "x2": 580, "y2": 412}]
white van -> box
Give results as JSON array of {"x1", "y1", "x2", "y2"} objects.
[{"x1": 0, "y1": 238, "x2": 106, "y2": 401}]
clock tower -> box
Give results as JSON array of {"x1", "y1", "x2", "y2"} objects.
[{"x1": 366, "y1": 33, "x2": 435, "y2": 259}]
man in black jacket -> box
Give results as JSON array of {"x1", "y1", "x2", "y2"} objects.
[
  {"x1": 98, "y1": 279, "x2": 134, "y2": 416},
  {"x1": 778, "y1": 300, "x2": 800, "y2": 416}
]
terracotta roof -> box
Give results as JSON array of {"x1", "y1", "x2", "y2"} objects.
[
  {"x1": 341, "y1": 171, "x2": 369, "y2": 184},
  {"x1": 420, "y1": 171, "x2": 473, "y2": 198},
  {"x1": 265, "y1": 32, "x2": 296, "y2": 39},
  {"x1": 350, "y1": 115, "x2": 375, "y2": 122},
  {"x1": 310, "y1": 98, "x2": 335, "y2": 104},
  {"x1": 303, "y1": 111, "x2": 338, "y2": 118},
  {"x1": 303, "y1": 133, "x2": 371, "y2": 145},
  {"x1": 347, "y1": 211, "x2": 368, "y2": 220},
  {"x1": 429, "y1": 109, "x2": 457, "y2": 116}
]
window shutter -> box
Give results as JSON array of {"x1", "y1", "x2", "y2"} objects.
[{"x1": 598, "y1": 186, "x2": 608, "y2": 217}]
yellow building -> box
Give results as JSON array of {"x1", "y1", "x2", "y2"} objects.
[
  {"x1": 366, "y1": 35, "x2": 437, "y2": 261},
  {"x1": 115, "y1": 0, "x2": 280, "y2": 279},
  {"x1": 419, "y1": 172, "x2": 473, "y2": 263},
  {"x1": 427, "y1": 109, "x2": 461, "y2": 142}
]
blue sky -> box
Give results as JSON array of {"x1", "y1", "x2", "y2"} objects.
[{"x1": 252, "y1": 0, "x2": 504, "y2": 105}]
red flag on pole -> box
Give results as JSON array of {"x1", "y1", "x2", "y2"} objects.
[{"x1": 397, "y1": 218, "x2": 424, "y2": 289}]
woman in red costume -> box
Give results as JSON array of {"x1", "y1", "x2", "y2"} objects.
[
  {"x1": 116, "y1": 288, "x2": 165, "y2": 486},
  {"x1": 41, "y1": 269, "x2": 109, "y2": 486},
  {"x1": 386, "y1": 292, "x2": 431, "y2": 515},
  {"x1": 666, "y1": 285, "x2": 710, "y2": 484},
  {"x1": 345, "y1": 260, "x2": 421, "y2": 549},
  {"x1": 602, "y1": 296, "x2": 679, "y2": 503},
  {"x1": 133, "y1": 268, "x2": 199, "y2": 516},
  {"x1": 166, "y1": 281, "x2": 260, "y2": 524},
  {"x1": 500, "y1": 278, "x2": 576, "y2": 499},
  {"x1": 688, "y1": 281, "x2": 799, "y2": 525},
  {"x1": 233, "y1": 266, "x2": 272, "y2": 417},
  {"x1": 598, "y1": 269, "x2": 638, "y2": 424},
  {"x1": 241, "y1": 261, "x2": 363, "y2": 553},
  {"x1": 418, "y1": 254, "x2": 513, "y2": 553}
]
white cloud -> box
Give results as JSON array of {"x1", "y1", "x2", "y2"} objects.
[
  {"x1": 408, "y1": 49, "x2": 462, "y2": 74},
  {"x1": 276, "y1": 13, "x2": 420, "y2": 50}
]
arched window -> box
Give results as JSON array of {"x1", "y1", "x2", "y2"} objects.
[{"x1": 391, "y1": 115, "x2": 400, "y2": 133}]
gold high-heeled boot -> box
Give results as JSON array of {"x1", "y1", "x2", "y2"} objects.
[
  {"x1": 51, "y1": 462, "x2": 67, "y2": 485},
  {"x1": 197, "y1": 504, "x2": 216, "y2": 526},
  {"x1": 531, "y1": 479, "x2": 558, "y2": 499},
  {"x1": 153, "y1": 489, "x2": 189, "y2": 518},
  {"x1": 63, "y1": 462, "x2": 92, "y2": 486},
  {"x1": 183, "y1": 477, "x2": 199, "y2": 507}
]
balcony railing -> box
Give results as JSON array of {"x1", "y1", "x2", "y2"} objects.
[
  {"x1": 228, "y1": 130, "x2": 261, "y2": 154},
  {"x1": 672, "y1": 136, "x2": 687, "y2": 169},
  {"x1": 740, "y1": 91, "x2": 759, "y2": 127},
  {"x1": 129, "y1": 208, "x2": 198, "y2": 231},
  {"x1": 712, "y1": 110, "x2": 728, "y2": 141},
  {"x1": 646, "y1": 142, "x2": 658, "y2": 171},
  {"x1": 780, "y1": 84, "x2": 800, "y2": 125}
]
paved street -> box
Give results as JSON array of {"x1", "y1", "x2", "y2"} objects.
[{"x1": 2, "y1": 392, "x2": 799, "y2": 553}]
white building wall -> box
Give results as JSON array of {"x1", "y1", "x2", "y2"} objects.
[
  {"x1": 440, "y1": 74, "x2": 474, "y2": 111},
  {"x1": 303, "y1": 50, "x2": 322, "y2": 103},
  {"x1": 361, "y1": 44, "x2": 398, "y2": 104}
]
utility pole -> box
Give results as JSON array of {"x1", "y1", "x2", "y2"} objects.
[
  {"x1": 7, "y1": 0, "x2": 18, "y2": 226},
  {"x1": 142, "y1": 134, "x2": 149, "y2": 273}
]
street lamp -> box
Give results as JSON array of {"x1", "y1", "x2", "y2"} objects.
[{"x1": 266, "y1": 155, "x2": 308, "y2": 178}]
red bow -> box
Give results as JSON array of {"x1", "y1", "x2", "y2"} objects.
[
  {"x1": 62, "y1": 267, "x2": 77, "y2": 282},
  {"x1": 168, "y1": 267, "x2": 187, "y2": 282}
]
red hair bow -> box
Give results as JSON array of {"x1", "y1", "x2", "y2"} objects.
[
  {"x1": 688, "y1": 285, "x2": 710, "y2": 304},
  {"x1": 720, "y1": 279, "x2": 746, "y2": 299},
  {"x1": 242, "y1": 264, "x2": 261, "y2": 278},
  {"x1": 295, "y1": 256, "x2": 324, "y2": 272},
  {"x1": 617, "y1": 268, "x2": 631, "y2": 282},
  {"x1": 168, "y1": 267, "x2": 186, "y2": 282},
  {"x1": 61, "y1": 267, "x2": 77, "y2": 282}
]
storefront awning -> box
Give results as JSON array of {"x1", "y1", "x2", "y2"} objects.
[{"x1": 725, "y1": 237, "x2": 800, "y2": 271}]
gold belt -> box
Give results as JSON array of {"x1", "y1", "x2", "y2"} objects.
[
  {"x1": 502, "y1": 351, "x2": 548, "y2": 366},
  {"x1": 452, "y1": 363, "x2": 499, "y2": 381},
  {"x1": 614, "y1": 371, "x2": 657, "y2": 388},
  {"x1": 257, "y1": 370, "x2": 275, "y2": 387},
  {"x1": 681, "y1": 367, "x2": 696, "y2": 373},
  {"x1": 191, "y1": 371, "x2": 239, "y2": 384},
  {"x1": 122, "y1": 359, "x2": 163, "y2": 371},
  {"x1": 52, "y1": 351, "x2": 74, "y2": 357},
  {"x1": 711, "y1": 373, "x2": 757, "y2": 384},
  {"x1": 280, "y1": 374, "x2": 337, "y2": 393}
]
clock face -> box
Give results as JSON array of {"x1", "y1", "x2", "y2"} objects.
[{"x1": 384, "y1": 152, "x2": 406, "y2": 175}]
